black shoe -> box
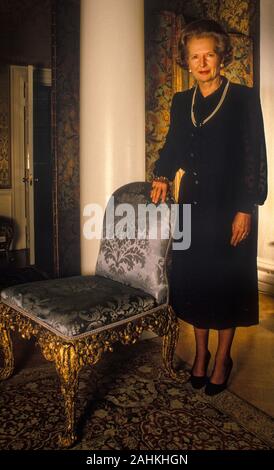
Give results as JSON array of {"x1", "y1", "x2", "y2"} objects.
[
  {"x1": 189, "y1": 351, "x2": 211, "y2": 389},
  {"x1": 205, "y1": 358, "x2": 233, "y2": 396}
]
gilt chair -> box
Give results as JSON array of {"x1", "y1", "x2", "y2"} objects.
[{"x1": 0, "y1": 182, "x2": 180, "y2": 448}]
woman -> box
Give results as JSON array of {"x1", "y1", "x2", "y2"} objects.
[{"x1": 151, "y1": 19, "x2": 267, "y2": 395}]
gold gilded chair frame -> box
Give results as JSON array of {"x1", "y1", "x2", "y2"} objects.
[{"x1": 0, "y1": 301, "x2": 181, "y2": 448}]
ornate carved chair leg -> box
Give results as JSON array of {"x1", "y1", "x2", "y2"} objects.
[
  {"x1": 54, "y1": 344, "x2": 80, "y2": 448},
  {"x1": 162, "y1": 306, "x2": 187, "y2": 381},
  {"x1": 0, "y1": 324, "x2": 14, "y2": 380}
]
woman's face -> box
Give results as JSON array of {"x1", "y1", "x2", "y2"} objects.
[{"x1": 187, "y1": 36, "x2": 222, "y2": 84}]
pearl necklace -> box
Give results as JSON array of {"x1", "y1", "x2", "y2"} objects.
[{"x1": 191, "y1": 79, "x2": 230, "y2": 127}]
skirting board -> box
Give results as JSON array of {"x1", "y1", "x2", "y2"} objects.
[{"x1": 258, "y1": 257, "x2": 274, "y2": 296}]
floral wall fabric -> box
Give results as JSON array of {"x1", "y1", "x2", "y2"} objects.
[
  {"x1": 145, "y1": 0, "x2": 258, "y2": 181},
  {"x1": 0, "y1": 66, "x2": 10, "y2": 189},
  {"x1": 225, "y1": 34, "x2": 253, "y2": 87},
  {"x1": 145, "y1": 11, "x2": 187, "y2": 182},
  {"x1": 181, "y1": 0, "x2": 256, "y2": 35},
  {"x1": 145, "y1": 0, "x2": 257, "y2": 35},
  {"x1": 53, "y1": 0, "x2": 80, "y2": 277}
]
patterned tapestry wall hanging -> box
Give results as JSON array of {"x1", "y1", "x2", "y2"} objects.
[
  {"x1": 145, "y1": 11, "x2": 187, "y2": 182},
  {"x1": 226, "y1": 34, "x2": 253, "y2": 87},
  {"x1": 52, "y1": 0, "x2": 80, "y2": 277},
  {"x1": 0, "y1": 66, "x2": 10, "y2": 189}
]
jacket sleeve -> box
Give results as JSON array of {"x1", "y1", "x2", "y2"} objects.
[
  {"x1": 153, "y1": 93, "x2": 180, "y2": 181},
  {"x1": 236, "y1": 87, "x2": 268, "y2": 213}
]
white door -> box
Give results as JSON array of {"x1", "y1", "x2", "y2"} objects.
[{"x1": 10, "y1": 65, "x2": 35, "y2": 263}]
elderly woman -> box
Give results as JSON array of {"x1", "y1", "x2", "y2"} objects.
[{"x1": 151, "y1": 19, "x2": 267, "y2": 395}]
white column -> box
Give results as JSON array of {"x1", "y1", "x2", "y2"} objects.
[
  {"x1": 80, "y1": 0, "x2": 145, "y2": 273},
  {"x1": 258, "y1": 0, "x2": 274, "y2": 294}
]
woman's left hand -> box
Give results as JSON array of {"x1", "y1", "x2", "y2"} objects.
[{"x1": 230, "y1": 212, "x2": 251, "y2": 247}]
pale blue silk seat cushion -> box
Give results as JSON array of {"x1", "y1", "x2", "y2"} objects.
[{"x1": 1, "y1": 275, "x2": 157, "y2": 339}]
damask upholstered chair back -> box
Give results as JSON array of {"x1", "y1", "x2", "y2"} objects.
[{"x1": 96, "y1": 182, "x2": 173, "y2": 304}]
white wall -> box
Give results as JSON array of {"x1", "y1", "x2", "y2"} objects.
[
  {"x1": 258, "y1": 0, "x2": 274, "y2": 294},
  {"x1": 80, "y1": 0, "x2": 145, "y2": 274}
]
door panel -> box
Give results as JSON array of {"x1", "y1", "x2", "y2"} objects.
[{"x1": 10, "y1": 66, "x2": 28, "y2": 252}]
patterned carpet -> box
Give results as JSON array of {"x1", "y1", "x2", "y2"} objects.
[{"x1": 0, "y1": 338, "x2": 273, "y2": 450}]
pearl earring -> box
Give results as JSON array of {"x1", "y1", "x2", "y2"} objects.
[
  {"x1": 220, "y1": 63, "x2": 224, "y2": 68},
  {"x1": 189, "y1": 69, "x2": 192, "y2": 73}
]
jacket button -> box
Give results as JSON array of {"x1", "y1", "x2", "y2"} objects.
[
  {"x1": 193, "y1": 171, "x2": 197, "y2": 176},
  {"x1": 193, "y1": 201, "x2": 198, "y2": 205},
  {"x1": 190, "y1": 152, "x2": 194, "y2": 158},
  {"x1": 195, "y1": 180, "x2": 199, "y2": 185}
]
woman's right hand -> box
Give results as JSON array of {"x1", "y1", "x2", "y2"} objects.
[{"x1": 150, "y1": 180, "x2": 169, "y2": 203}]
